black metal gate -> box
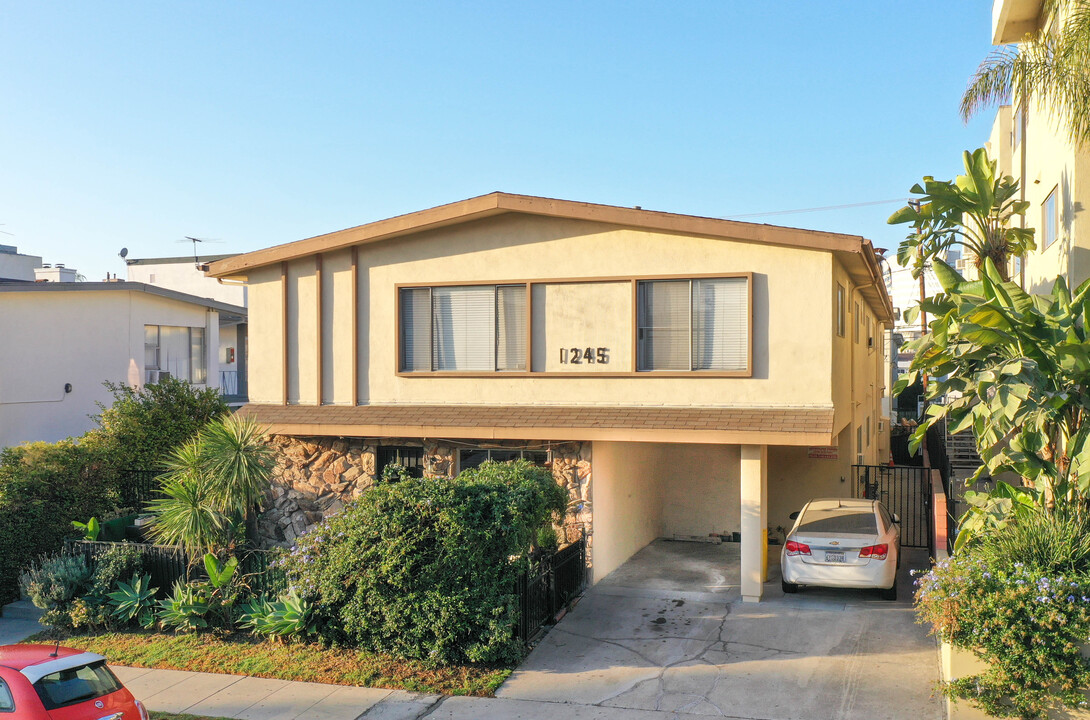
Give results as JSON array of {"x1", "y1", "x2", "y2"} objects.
[{"x1": 851, "y1": 465, "x2": 932, "y2": 549}]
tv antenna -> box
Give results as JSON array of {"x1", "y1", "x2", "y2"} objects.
[{"x1": 176, "y1": 236, "x2": 224, "y2": 269}]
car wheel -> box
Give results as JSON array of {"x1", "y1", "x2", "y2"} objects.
[
  {"x1": 881, "y1": 583, "x2": 897, "y2": 601},
  {"x1": 781, "y1": 578, "x2": 799, "y2": 594}
]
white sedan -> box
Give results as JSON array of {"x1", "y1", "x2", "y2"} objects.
[{"x1": 780, "y1": 497, "x2": 901, "y2": 600}]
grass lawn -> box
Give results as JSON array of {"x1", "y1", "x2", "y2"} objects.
[{"x1": 27, "y1": 630, "x2": 510, "y2": 697}]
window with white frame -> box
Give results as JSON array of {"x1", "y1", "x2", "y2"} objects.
[
  {"x1": 399, "y1": 284, "x2": 527, "y2": 372},
  {"x1": 1043, "y1": 186, "x2": 1058, "y2": 249},
  {"x1": 636, "y1": 277, "x2": 748, "y2": 372},
  {"x1": 144, "y1": 325, "x2": 206, "y2": 384}
]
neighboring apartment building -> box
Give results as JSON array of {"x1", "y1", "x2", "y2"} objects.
[
  {"x1": 207, "y1": 193, "x2": 892, "y2": 602},
  {"x1": 986, "y1": 0, "x2": 1090, "y2": 293},
  {"x1": 0, "y1": 282, "x2": 246, "y2": 449},
  {"x1": 126, "y1": 254, "x2": 248, "y2": 400}
]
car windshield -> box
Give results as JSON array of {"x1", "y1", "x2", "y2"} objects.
[
  {"x1": 0, "y1": 678, "x2": 13, "y2": 712},
  {"x1": 33, "y1": 660, "x2": 122, "y2": 710},
  {"x1": 797, "y1": 505, "x2": 877, "y2": 535}
]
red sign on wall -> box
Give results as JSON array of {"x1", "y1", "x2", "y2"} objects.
[{"x1": 807, "y1": 446, "x2": 839, "y2": 460}]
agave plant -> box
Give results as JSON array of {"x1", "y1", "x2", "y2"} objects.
[
  {"x1": 106, "y1": 573, "x2": 158, "y2": 628},
  {"x1": 156, "y1": 580, "x2": 209, "y2": 632},
  {"x1": 238, "y1": 591, "x2": 315, "y2": 639}
]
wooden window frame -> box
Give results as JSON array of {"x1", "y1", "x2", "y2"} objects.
[{"x1": 395, "y1": 272, "x2": 753, "y2": 378}]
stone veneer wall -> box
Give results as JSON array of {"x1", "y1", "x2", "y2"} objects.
[{"x1": 259, "y1": 435, "x2": 592, "y2": 553}]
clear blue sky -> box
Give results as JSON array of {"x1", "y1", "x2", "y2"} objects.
[{"x1": 1, "y1": 1, "x2": 998, "y2": 282}]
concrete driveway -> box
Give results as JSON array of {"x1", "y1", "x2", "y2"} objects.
[{"x1": 499, "y1": 539, "x2": 942, "y2": 720}]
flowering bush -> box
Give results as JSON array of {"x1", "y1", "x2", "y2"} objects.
[{"x1": 915, "y1": 519, "x2": 1090, "y2": 718}]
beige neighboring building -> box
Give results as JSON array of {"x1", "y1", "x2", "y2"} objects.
[
  {"x1": 0, "y1": 282, "x2": 245, "y2": 449},
  {"x1": 986, "y1": 0, "x2": 1090, "y2": 293},
  {"x1": 208, "y1": 193, "x2": 892, "y2": 602}
]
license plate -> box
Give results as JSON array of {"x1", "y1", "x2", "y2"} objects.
[{"x1": 825, "y1": 551, "x2": 845, "y2": 563}]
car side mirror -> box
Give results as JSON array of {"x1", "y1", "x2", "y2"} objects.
[
  {"x1": 892, "y1": 513, "x2": 900, "y2": 524},
  {"x1": 789, "y1": 511, "x2": 800, "y2": 520}
]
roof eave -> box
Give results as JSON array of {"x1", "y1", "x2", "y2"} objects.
[{"x1": 205, "y1": 192, "x2": 868, "y2": 279}]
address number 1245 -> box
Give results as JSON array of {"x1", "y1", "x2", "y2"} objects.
[{"x1": 561, "y1": 347, "x2": 609, "y2": 364}]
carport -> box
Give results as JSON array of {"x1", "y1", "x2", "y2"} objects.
[
  {"x1": 500, "y1": 540, "x2": 942, "y2": 719},
  {"x1": 590, "y1": 420, "x2": 857, "y2": 603}
]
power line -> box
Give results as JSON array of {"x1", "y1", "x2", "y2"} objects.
[{"x1": 721, "y1": 198, "x2": 910, "y2": 220}]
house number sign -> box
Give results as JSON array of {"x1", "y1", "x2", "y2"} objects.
[{"x1": 560, "y1": 347, "x2": 610, "y2": 364}]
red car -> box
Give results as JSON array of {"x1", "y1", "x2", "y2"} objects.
[{"x1": 0, "y1": 644, "x2": 148, "y2": 719}]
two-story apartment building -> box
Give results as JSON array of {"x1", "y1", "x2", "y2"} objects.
[
  {"x1": 208, "y1": 193, "x2": 891, "y2": 602},
  {"x1": 986, "y1": 0, "x2": 1090, "y2": 293}
]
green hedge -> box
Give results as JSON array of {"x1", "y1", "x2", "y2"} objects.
[
  {"x1": 282, "y1": 460, "x2": 566, "y2": 664},
  {"x1": 0, "y1": 441, "x2": 118, "y2": 603},
  {"x1": 0, "y1": 378, "x2": 227, "y2": 603}
]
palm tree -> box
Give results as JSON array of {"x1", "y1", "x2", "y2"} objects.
[
  {"x1": 889, "y1": 148, "x2": 1035, "y2": 282},
  {"x1": 961, "y1": 0, "x2": 1090, "y2": 146}
]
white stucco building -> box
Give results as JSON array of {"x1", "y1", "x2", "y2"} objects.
[{"x1": 0, "y1": 282, "x2": 246, "y2": 449}]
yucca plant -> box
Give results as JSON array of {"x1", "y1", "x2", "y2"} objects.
[
  {"x1": 146, "y1": 415, "x2": 273, "y2": 555},
  {"x1": 146, "y1": 460, "x2": 230, "y2": 555},
  {"x1": 199, "y1": 414, "x2": 275, "y2": 526},
  {"x1": 106, "y1": 573, "x2": 158, "y2": 628}
]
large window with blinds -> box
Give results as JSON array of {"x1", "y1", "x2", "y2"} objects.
[
  {"x1": 399, "y1": 284, "x2": 527, "y2": 372},
  {"x1": 636, "y1": 277, "x2": 748, "y2": 372}
]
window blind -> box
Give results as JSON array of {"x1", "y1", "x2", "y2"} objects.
[
  {"x1": 496, "y1": 285, "x2": 527, "y2": 371},
  {"x1": 433, "y1": 286, "x2": 495, "y2": 371},
  {"x1": 691, "y1": 278, "x2": 747, "y2": 371},
  {"x1": 400, "y1": 287, "x2": 432, "y2": 371},
  {"x1": 637, "y1": 280, "x2": 690, "y2": 371}
]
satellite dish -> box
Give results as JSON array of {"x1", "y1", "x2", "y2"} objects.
[{"x1": 118, "y1": 248, "x2": 128, "y2": 259}]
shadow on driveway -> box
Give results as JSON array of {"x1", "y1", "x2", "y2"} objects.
[{"x1": 499, "y1": 539, "x2": 942, "y2": 720}]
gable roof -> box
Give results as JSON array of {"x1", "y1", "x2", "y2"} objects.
[
  {"x1": 0, "y1": 281, "x2": 247, "y2": 321},
  {"x1": 206, "y1": 192, "x2": 892, "y2": 322}
]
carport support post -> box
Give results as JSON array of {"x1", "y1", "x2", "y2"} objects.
[{"x1": 740, "y1": 444, "x2": 768, "y2": 603}]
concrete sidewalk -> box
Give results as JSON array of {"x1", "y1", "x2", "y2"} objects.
[
  {"x1": 111, "y1": 666, "x2": 441, "y2": 720},
  {"x1": 112, "y1": 666, "x2": 705, "y2": 719}
]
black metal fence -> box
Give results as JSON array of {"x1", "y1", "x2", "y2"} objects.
[
  {"x1": 851, "y1": 464, "x2": 933, "y2": 550},
  {"x1": 116, "y1": 469, "x2": 165, "y2": 509},
  {"x1": 64, "y1": 540, "x2": 285, "y2": 597},
  {"x1": 515, "y1": 532, "x2": 588, "y2": 643}
]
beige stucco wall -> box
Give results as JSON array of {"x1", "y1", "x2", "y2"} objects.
[
  {"x1": 244, "y1": 214, "x2": 884, "y2": 411},
  {"x1": 591, "y1": 440, "x2": 668, "y2": 582},
  {"x1": 987, "y1": 76, "x2": 1088, "y2": 294},
  {"x1": 660, "y1": 444, "x2": 741, "y2": 538},
  {"x1": 0, "y1": 289, "x2": 217, "y2": 448},
  {"x1": 767, "y1": 428, "x2": 854, "y2": 535},
  {"x1": 831, "y1": 257, "x2": 887, "y2": 465}
]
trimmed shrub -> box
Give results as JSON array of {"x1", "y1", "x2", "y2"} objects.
[
  {"x1": 91, "y1": 377, "x2": 228, "y2": 473},
  {"x1": 282, "y1": 460, "x2": 566, "y2": 664},
  {"x1": 0, "y1": 441, "x2": 118, "y2": 603}
]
